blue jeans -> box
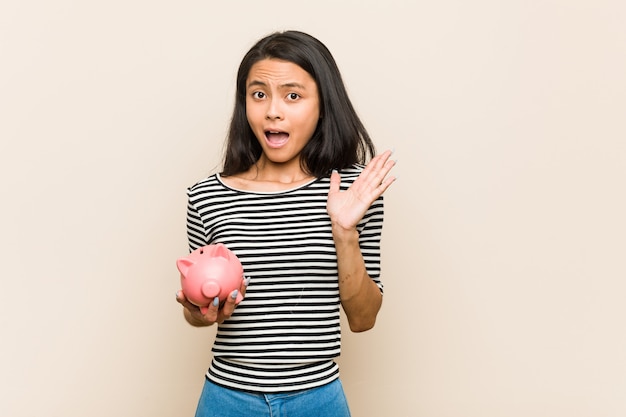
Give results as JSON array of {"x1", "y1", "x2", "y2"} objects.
[{"x1": 195, "y1": 378, "x2": 351, "y2": 417}]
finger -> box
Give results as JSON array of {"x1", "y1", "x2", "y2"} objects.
[
  {"x1": 373, "y1": 150, "x2": 394, "y2": 174},
  {"x1": 368, "y1": 149, "x2": 392, "y2": 169},
  {"x1": 239, "y1": 276, "x2": 251, "y2": 298},
  {"x1": 201, "y1": 296, "x2": 220, "y2": 323},
  {"x1": 329, "y1": 169, "x2": 341, "y2": 193},
  {"x1": 369, "y1": 151, "x2": 396, "y2": 187},
  {"x1": 177, "y1": 290, "x2": 204, "y2": 314},
  {"x1": 359, "y1": 150, "x2": 393, "y2": 185},
  {"x1": 175, "y1": 290, "x2": 195, "y2": 310},
  {"x1": 380, "y1": 157, "x2": 397, "y2": 181},
  {"x1": 221, "y1": 290, "x2": 239, "y2": 319},
  {"x1": 377, "y1": 172, "x2": 397, "y2": 194},
  {"x1": 371, "y1": 149, "x2": 392, "y2": 166}
]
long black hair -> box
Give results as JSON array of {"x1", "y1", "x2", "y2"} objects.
[{"x1": 221, "y1": 30, "x2": 376, "y2": 178}]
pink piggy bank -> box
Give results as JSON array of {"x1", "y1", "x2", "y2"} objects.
[{"x1": 176, "y1": 243, "x2": 244, "y2": 314}]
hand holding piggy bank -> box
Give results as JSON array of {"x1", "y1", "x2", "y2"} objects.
[{"x1": 176, "y1": 243, "x2": 245, "y2": 314}]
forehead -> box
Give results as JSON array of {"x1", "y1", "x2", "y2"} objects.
[{"x1": 246, "y1": 59, "x2": 315, "y2": 86}]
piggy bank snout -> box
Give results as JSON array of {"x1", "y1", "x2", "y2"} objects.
[{"x1": 201, "y1": 281, "x2": 221, "y2": 298}]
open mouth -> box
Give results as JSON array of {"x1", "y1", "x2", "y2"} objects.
[{"x1": 264, "y1": 130, "x2": 290, "y2": 148}]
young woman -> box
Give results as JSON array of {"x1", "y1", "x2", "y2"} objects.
[{"x1": 176, "y1": 30, "x2": 396, "y2": 417}]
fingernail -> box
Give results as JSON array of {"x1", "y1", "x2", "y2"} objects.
[
  {"x1": 175, "y1": 291, "x2": 180, "y2": 299},
  {"x1": 212, "y1": 297, "x2": 219, "y2": 306},
  {"x1": 244, "y1": 276, "x2": 251, "y2": 287},
  {"x1": 331, "y1": 169, "x2": 338, "y2": 174},
  {"x1": 231, "y1": 290, "x2": 239, "y2": 299}
]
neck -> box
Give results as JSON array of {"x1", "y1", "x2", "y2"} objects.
[{"x1": 251, "y1": 158, "x2": 312, "y2": 184}]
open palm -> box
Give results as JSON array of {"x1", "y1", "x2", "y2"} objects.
[{"x1": 327, "y1": 150, "x2": 396, "y2": 230}]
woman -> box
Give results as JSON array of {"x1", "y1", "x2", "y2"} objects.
[{"x1": 176, "y1": 30, "x2": 396, "y2": 417}]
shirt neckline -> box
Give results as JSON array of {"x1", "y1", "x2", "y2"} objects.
[{"x1": 215, "y1": 173, "x2": 321, "y2": 195}]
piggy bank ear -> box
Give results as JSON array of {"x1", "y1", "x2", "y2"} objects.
[
  {"x1": 176, "y1": 258, "x2": 195, "y2": 276},
  {"x1": 213, "y1": 243, "x2": 228, "y2": 259}
]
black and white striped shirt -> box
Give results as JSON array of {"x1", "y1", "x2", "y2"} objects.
[{"x1": 186, "y1": 164, "x2": 384, "y2": 392}]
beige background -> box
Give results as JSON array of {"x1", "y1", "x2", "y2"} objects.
[{"x1": 1, "y1": 1, "x2": 625, "y2": 416}]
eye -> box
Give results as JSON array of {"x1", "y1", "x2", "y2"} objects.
[
  {"x1": 287, "y1": 92, "x2": 300, "y2": 101},
  {"x1": 252, "y1": 91, "x2": 266, "y2": 99}
]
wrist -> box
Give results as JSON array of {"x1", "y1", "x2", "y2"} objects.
[
  {"x1": 331, "y1": 222, "x2": 358, "y2": 244},
  {"x1": 184, "y1": 308, "x2": 213, "y2": 327}
]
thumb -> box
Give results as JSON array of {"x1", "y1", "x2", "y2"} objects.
[{"x1": 329, "y1": 169, "x2": 340, "y2": 193}]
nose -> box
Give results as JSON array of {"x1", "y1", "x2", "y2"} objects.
[{"x1": 265, "y1": 98, "x2": 283, "y2": 120}]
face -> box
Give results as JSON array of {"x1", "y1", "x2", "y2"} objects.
[{"x1": 245, "y1": 59, "x2": 320, "y2": 170}]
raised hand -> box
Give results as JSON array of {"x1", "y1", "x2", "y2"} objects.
[{"x1": 327, "y1": 149, "x2": 396, "y2": 231}]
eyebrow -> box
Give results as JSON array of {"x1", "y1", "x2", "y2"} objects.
[{"x1": 247, "y1": 80, "x2": 307, "y2": 90}]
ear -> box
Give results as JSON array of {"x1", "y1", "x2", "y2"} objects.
[
  {"x1": 213, "y1": 243, "x2": 229, "y2": 259},
  {"x1": 176, "y1": 258, "x2": 195, "y2": 276}
]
